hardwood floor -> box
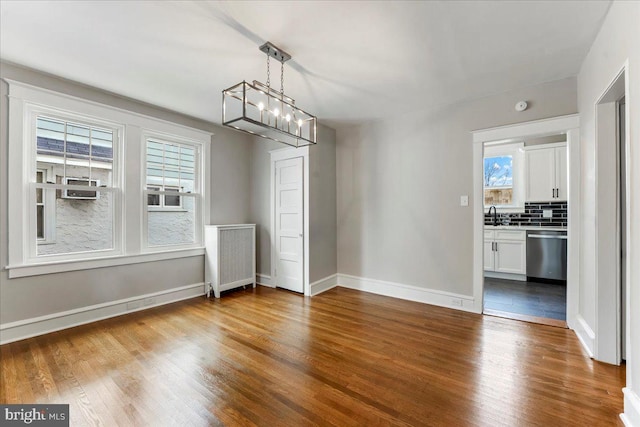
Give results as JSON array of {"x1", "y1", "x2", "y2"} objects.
[{"x1": 1, "y1": 287, "x2": 625, "y2": 426}]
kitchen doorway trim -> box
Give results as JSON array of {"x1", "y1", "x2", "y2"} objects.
[{"x1": 471, "y1": 114, "x2": 581, "y2": 340}]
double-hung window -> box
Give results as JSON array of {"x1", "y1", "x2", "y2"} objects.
[
  {"x1": 7, "y1": 81, "x2": 209, "y2": 278},
  {"x1": 144, "y1": 137, "x2": 201, "y2": 248},
  {"x1": 31, "y1": 113, "x2": 120, "y2": 259},
  {"x1": 29, "y1": 115, "x2": 119, "y2": 258}
]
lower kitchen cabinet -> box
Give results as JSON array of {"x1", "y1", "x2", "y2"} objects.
[{"x1": 484, "y1": 229, "x2": 526, "y2": 274}]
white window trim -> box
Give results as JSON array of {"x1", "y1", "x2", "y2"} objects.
[
  {"x1": 13, "y1": 99, "x2": 125, "y2": 265},
  {"x1": 5, "y1": 79, "x2": 211, "y2": 277},
  {"x1": 6, "y1": 248, "x2": 205, "y2": 279},
  {"x1": 36, "y1": 167, "x2": 57, "y2": 244}
]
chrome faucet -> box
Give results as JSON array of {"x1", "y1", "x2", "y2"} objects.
[{"x1": 488, "y1": 205, "x2": 498, "y2": 226}]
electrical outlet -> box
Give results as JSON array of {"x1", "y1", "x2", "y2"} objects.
[
  {"x1": 460, "y1": 195, "x2": 469, "y2": 207},
  {"x1": 451, "y1": 298, "x2": 463, "y2": 307},
  {"x1": 543, "y1": 209, "x2": 553, "y2": 218}
]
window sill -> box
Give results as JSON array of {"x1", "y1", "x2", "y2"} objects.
[
  {"x1": 5, "y1": 247, "x2": 205, "y2": 279},
  {"x1": 484, "y1": 206, "x2": 525, "y2": 214},
  {"x1": 147, "y1": 208, "x2": 189, "y2": 213}
]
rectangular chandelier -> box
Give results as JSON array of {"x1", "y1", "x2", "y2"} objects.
[{"x1": 222, "y1": 42, "x2": 317, "y2": 148}]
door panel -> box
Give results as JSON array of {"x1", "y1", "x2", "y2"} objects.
[
  {"x1": 275, "y1": 157, "x2": 304, "y2": 293},
  {"x1": 526, "y1": 148, "x2": 555, "y2": 201},
  {"x1": 495, "y1": 241, "x2": 526, "y2": 274},
  {"x1": 484, "y1": 240, "x2": 495, "y2": 271}
]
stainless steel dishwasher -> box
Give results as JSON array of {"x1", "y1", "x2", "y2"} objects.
[{"x1": 526, "y1": 230, "x2": 567, "y2": 281}]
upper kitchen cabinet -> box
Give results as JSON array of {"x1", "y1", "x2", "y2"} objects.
[{"x1": 525, "y1": 143, "x2": 567, "y2": 202}]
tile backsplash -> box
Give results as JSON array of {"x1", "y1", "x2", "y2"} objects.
[{"x1": 485, "y1": 201, "x2": 567, "y2": 227}]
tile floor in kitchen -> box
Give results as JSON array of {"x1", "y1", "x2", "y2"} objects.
[{"x1": 483, "y1": 277, "x2": 566, "y2": 321}]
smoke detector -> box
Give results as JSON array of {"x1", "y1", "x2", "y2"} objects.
[{"x1": 515, "y1": 101, "x2": 528, "y2": 112}]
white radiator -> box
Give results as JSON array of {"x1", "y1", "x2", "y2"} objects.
[{"x1": 204, "y1": 224, "x2": 256, "y2": 298}]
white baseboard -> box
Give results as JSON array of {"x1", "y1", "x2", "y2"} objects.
[
  {"x1": 0, "y1": 283, "x2": 205, "y2": 345},
  {"x1": 622, "y1": 388, "x2": 640, "y2": 427},
  {"x1": 337, "y1": 274, "x2": 475, "y2": 312},
  {"x1": 484, "y1": 271, "x2": 526, "y2": 281},
  {"x1": 310, "y1": 274, "x2": 338, "y2": 296},
  {"x1": 256, "y1": 273, "x2": 275, "y2": 288},
  {"x1": 573, "y1": 314, "x2": 595, "y2": 357}
]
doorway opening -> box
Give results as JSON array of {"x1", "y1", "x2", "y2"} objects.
[
  {"x1": 472, "y1": 114, "x2": 580, "y2": 332},
  {"x1": 481, "y1": 135, "x2": 569, "y2": 327}
]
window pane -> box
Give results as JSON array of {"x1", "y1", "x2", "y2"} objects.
[
  {"x1": 484, "y1": 156, "x2": 513, "y2": 187},
  {"x1": 147, "y1": 186, "x2": 160, "y2": 206},
  {"x1": 37, "y1": 189, "x2": 113, "y2": 256},
  {"x1": 164, "y1": 188, "x2": 180, "y2": 207},
  {"x1": 36, "y1": 205, "x2": 44, "y2": 239},
  {"x1": 36, "y1": 116, "x2": 114, "y2": 185},
  {"x1": 147, "y1": 195, "x2": 195, "y2": 246},
  {"x1": 484, "y1": 188, "x2": 513, "y2": 206}
]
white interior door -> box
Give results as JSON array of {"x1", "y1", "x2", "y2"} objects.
[{"x1": 275, "y1": 157, "x2": 304, "y2": 293}]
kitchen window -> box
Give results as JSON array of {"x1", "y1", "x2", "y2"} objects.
[
  {"x1": 484, "y1": 155, "x2": 513, "y2": 206},
  {"x1": 483, "y1": 142, "x2": 525, "y2": 211}
]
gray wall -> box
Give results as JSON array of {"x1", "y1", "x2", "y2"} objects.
[
  {"x1": 0, "y1": 62, "x2": 254, "y2": 324},
  {"x1": 210, "y1": 129, "x2": 252, "y2": 225},
  {"x1": 336, "y1": 77, "x2": 577, "y2": 296},
  {"x1": 248, "y1": 138, "x2": 280, "y2": 279},
  {"x1": 249, "y1": 124, "x2": 338, "y2": 284},
  {"x1": 576, "y1": 0, "x2": 639, "y2": 404},
  {"x1": 310, "y1": 125, "x2": 337, "y2": 283}
]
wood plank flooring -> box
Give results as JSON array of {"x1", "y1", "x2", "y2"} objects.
[{"x1": 1, "y1": 286, "x2": 626, "y2": 426}]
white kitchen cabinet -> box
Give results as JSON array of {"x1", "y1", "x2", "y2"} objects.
[
  {"x1": 484, "y1": 229, "x2": 526, "y2": 274},
  {"x1": 484, "y1": 240, "x2": 495, "y2": 271},
  {"x1": 525, "y1": 143, "x2": 567, "y2": 202}
]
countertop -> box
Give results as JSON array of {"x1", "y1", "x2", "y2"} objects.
[{"x1": 484, "y1": 225, "x2": 567, "y2": 232}]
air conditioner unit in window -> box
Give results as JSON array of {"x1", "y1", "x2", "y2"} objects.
[{"x1": 63, "y1": 177, "x2": 101, "y2": 200}]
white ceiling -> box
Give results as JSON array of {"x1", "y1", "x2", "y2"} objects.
[{"x1": 0, "y1": 1, "x2": 611, "y2": 129}]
